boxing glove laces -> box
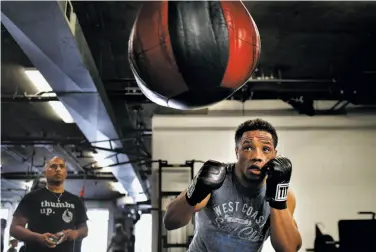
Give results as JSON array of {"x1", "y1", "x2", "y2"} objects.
[
  {"x1": 186, "y1": 160, "x2": 229, "y2": 206},
  {"x1": 264, "y1": 156, "x2": 292, "y2": 210}
]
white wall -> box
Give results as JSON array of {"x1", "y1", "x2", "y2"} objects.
[
  {"x1": 84, "y1": 200, "x2": 116, "y2": 246},
  {"x1": 151, "y1": 103, "x2": 376, "y2": 252},
  {"x1": 1, "y1": 202, "x2": 20, "y2": 250},
  {"x1": 135, "y1": 213, "x2": 152, "y2": 252}
]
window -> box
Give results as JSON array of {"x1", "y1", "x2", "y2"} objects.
[
  {"x1": 135, "y1": 213, "x2": 152, "y2": 252},
  {"x1": 1, "y1": 208, "x2": 10, "y2": 250},
  {"x1": 81, "y1": 209, "x2": 109, "y2": 252}
]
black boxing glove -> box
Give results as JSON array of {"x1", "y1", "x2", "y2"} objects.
[
  {"x1": 185, "y1": 160, "x2": 228, "y2": 206},
  {"x1": 264, "y1": 156, "x2": 292, "y2": 210}
]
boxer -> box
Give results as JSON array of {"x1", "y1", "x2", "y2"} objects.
[
  {"x1": 9, "y1": 157, "x2": 89, "y2": 252},
  {"x1": 164, "y1": 119, "x2": 302, "y2": 252}
]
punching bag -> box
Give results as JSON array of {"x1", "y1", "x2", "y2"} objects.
[{"x1": 128, "y1": 1, "x2": 261, "y2": 110}]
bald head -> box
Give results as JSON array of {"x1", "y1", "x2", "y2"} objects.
[
  {"x1": 45, "y1": 156, "x2": 66, "y2": 169},
  {"x1": 44, "y1": 156, "x2": 67, "y2": 185}
]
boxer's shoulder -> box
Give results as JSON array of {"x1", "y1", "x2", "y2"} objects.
[{"x1": 287, "y1": 188, "x2": 296, "y2": 214}]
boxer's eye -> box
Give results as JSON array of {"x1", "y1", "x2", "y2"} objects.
[{"x1": 263, "y1": 147, "x2": 271, "y2": 152}]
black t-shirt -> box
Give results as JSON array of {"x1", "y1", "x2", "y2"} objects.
[{"x1": 13, "y1": 188, "x2": 88, "y2": 252}]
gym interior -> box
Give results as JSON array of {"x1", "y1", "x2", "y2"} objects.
[{"x1": 1, "y1": 1, "x2": 376, "y2": 252}]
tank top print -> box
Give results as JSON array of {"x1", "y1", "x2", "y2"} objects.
[{"x1": 187, "y1": 165, "x2": 271, "y2": 252}]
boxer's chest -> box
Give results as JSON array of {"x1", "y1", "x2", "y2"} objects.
[{"x1": 203, "y1": 176, "x2": 270, "y2": 242}]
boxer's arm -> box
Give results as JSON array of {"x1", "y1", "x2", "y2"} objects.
[
  {"x1": 10, "y1": 215, "x2": 39, "y2": 242},
  {"x1": 163, "y1": 189, "x2": 210, "y2": 230},
  {"x1": 269, "y1": 190, "x2": 302, "y2": 252}
]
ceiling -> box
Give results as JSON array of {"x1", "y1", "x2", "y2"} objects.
[{"x1": 2, "y1": 1, "x2": 376, "y2": 204}]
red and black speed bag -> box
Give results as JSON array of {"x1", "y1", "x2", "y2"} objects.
[{"x1": 128, "y1": 1, "x2": 261, "y2": 110}]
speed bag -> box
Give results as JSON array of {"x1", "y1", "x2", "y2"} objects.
[{"x1": 128, "y1": 1, "x2": 261, "y2": 110}]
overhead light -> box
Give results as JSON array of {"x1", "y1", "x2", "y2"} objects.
[
  {"x1": 24, "y1": 69, "x2": 53, "y2": 93},
  {"x1": 24, "y1": 69, "x2": 75, "y2": 123},
  {"x1": 48, "y1": 101, "x2": 75, "y2": 123}
]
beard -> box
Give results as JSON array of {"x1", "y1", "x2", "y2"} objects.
[{"x1": 47, "y1": 178, "x2": 63, "y2": 185}]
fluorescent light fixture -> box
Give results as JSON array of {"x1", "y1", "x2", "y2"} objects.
[
  {"x1": 24, "y1": 69, "x2": 74, "y2": 123},
  {"x1": 48, "y1": 101, "x2": 75, "y2": 123},
  {"x1": 24, "y1": 69, "x2": 53, "y2": 93},
  {"x1": 111, "y1": 182, "x2": 128, "y2": 195}
]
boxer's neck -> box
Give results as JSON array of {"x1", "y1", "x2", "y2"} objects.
[{"x1": 46, "y1": 183, "x2": 64, "y2": 193}]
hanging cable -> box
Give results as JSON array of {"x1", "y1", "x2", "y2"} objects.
[{"x1": 80, "y1": 172, "x2": 86, "y2": 198}]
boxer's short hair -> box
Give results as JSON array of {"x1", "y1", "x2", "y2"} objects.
[{"x1": 235, "y1": 118, "x2": 278, "y2": 148}]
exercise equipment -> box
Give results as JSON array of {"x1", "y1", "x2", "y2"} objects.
[
  {"x1": 338, "y1": 212, "x2": 376, "y2": 252},
  {"x1": 306, "y1": 223, "x2": 338, "y2": 252},
  {"x1": 128, "y1": 1, "x2": 261, "y2": 110},
  {"x1": 306, "y1": 212, "x2": 376, "y2": 252},
  {"x1": 157, "y1": 160, "x2": 199, "y2": 252}
]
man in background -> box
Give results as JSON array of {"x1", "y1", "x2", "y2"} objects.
[
  {"x1": 10, "y1": 156, "x2": 89, "y2": 252},
  {"x1": 6, "y1": 238, "x2": 18, "y2": 252},
  {"x1": 107, "y1": 223, "x2": 128, "y2": 252}
]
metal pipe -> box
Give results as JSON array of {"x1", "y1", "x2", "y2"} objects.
[
  {"x1": 1, "y1": 95, "x2": 59, "y2": 102},
  {"x1": 2, "y1": 147, "x2": 43, "y2": 172},
  {"x1": 1, "y1": 171, "x2": 117, "y2": 181},
  {"x1": 1, "y1": 137, "x2": 86, "y2": 145}
]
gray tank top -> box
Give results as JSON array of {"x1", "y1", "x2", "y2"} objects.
[{"x1": 187, "y1": 166, "x2": 271, "y2": 252}]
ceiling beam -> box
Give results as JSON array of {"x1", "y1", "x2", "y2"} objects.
[
  {"x1": 2, "y1": 147, "x2": 40, "y2": 172},
  {"x1": 1, "y1": 172, "x2": 117, "y2": 181}
]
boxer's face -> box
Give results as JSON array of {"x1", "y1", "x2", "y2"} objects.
[
  {"x1": 235, "y1": 130, "x2": 277, "y2": 182},
  {"x1": 44, "y1": 157, "x2": 67, "y2": 184}
]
